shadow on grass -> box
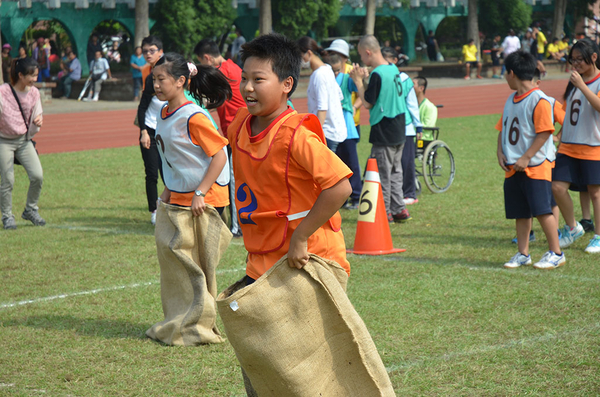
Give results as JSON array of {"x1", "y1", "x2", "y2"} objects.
[
  {"x1": 3, "y1": 315, "x2": 152, "y2": 340},
  {"x1": 349, "y1": 253, "x2": 499, "y2": 269}
]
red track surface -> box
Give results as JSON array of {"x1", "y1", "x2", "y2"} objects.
[{"x1": 36, "y1": 78, "x2": 569, "y2": 155}]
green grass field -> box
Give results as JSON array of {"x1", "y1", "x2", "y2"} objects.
[{"x1": 1, "y1": 114, "x2": 599, "y2": 396}]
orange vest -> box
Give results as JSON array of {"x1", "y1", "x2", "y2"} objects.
[{"x1": 229, "y1": 108, "x2": 341, "y2": 254}]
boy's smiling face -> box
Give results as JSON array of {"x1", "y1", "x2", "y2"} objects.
[{"x1": 241, "y1": 57, "x2": 293, "y2": 119}]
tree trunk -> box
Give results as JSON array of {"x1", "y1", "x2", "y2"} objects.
[
  {"x1": 467, "y1": 0, "x2": 480, "y2": 59},
  {"x1": 259, "y1": 0, "x2": 272, "y2": 35},
  {"x1": 365, "y1": 0, "x2": 376, "y2": 35},
  {"x1": 135, "y1": 0, "x2": 149, "y2": 48},
  {"x1": 551, "y1": 0, "x2": 568, "y2": 42}
]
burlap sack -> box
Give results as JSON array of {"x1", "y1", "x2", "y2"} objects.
[
  {"x1": 217, "y1": 254, "x2": 395, "y2": 396},
  {"x1": 146, "y1": 201, "x2": 232, "y2": 346}
]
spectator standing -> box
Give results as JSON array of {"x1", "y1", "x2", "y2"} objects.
[
  {"x1": 490, "y1": 34, "x2": 502, "y2": 78},
  {"x1": 58, "y1": 51, "x2": 81, "y2": 99},
  {"x1": 17, "y1": 44, "x2": 27, "y2": 59},
  {"x1": 426, "y1": 30, "x2": 439, "y2": 62},
  {"x1": 2, "y1": 44, "x2": 12, "y2": 83},
  {"x1": 521, "y1": 29, "x2": 534, "y2": 54},
  {"x1": 230, "y1": 27, "x2": 246, "y2": 68},
  {"x1": 501, "y1": 29, "x2": 521, "y2": 75},
  {"x1": 0, "y1": 57, "x2": 45, "y2": 229},
  {"x1": 350, "y1": 35, "x2": 422, "y2": 222},
  {"x1": 84, "y1": 50, "x2": 112, "y2": 102},
  {"x1": 107, "y1": 41, "x2": 121, "y2": 64},
  {"x1": 32, "y1": 37, "x2": 50, "y2": 82},
  {"x1": 298, "y1": 36, "x2": 346, "y2": 152},
  {"x1": 130, "y1": 46, "x2": 146, "y2": 101},
  {"x1": 534, "y1": 25, "x2": 547, "y2": 60},
  {"x1": 137, "y1": 35, "x2": 166, "y2": 225},
  {"x1": 86, "y1": 35, "x2": 102, "y2": 68}
]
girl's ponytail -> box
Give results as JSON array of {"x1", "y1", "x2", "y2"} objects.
[{"x1": 188, "y1": 64, "x2": 232, "y2": 109}]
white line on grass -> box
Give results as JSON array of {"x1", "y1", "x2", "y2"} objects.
[
  {"x1": 47, "y1": 225, "x2": 246, "y2": 245},
  {"x1": 386, "y1": 322, "x2": 600, "y2": 373},
  {"x1": 0, "y1": 268, "x2": 245, "y2": 310}
]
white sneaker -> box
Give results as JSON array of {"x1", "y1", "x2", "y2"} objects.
[
  {"x1": 404, "y1": 198, "x2": 419, "y2": 205},
  {"x1": 503, "y1": 252, "x2": 532, "y2": 269},
  {"x1": 558, "y1": 222, "x2": 585, "y2": 248},
  {"x1": 533, "y1": 251, "x2": 565, "y2": 269},
  {"x1": 585, "y1": 235, "x2": 600, "y2": 254},
  {"x1": 151, "y1": 211, "x2": 157, "y2": 225}
]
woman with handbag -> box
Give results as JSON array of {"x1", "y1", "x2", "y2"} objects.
[{"x1": 0, "y1": 57, "x2": 45, "y2": 230}]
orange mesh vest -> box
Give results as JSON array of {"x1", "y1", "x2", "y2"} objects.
[{"x1": 229, "y1": 108, "x2": 341, "y2": 254}]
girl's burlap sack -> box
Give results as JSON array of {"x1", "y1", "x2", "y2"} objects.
[
  {"x1": 147, "y1": 201, "x2": 232, "y2": 346},
  {"x1": 217, "y1": 254, "x2": 395, "y2": 396}
]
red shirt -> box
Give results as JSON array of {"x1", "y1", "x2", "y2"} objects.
[{"x1": 217, "y1": 59, "x2": 247, "y2": 138}]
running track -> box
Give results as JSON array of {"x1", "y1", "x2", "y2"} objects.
[{"x1": 35, "y1": 78, "x2": 568, "y2": 155}]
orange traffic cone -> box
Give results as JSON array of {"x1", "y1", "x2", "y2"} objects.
[{"x1": 347, "y1": 158, "x2": 406, "y2": 255}]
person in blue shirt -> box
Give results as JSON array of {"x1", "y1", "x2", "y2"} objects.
[
  {"x1": 130, "y1": 46, "x2": 146, "y2": 101},
  {"x1": 58, "y1": 50, "x2": 81, "y2": 99}
]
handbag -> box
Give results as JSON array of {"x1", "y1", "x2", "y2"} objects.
[{"x1": 9, "y1": 85, "x2": 39, "y2": 166}]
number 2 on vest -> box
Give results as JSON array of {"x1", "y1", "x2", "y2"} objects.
[{"x1": 504, "y1": 117, "x2": 520, "y2": 145}]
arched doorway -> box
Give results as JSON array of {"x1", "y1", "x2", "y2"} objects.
[{"x1": 89, "y1": 19, "x2": 134, "y2": 74}]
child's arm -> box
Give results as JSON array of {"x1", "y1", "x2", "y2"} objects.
[
  {"x1": 497, "y1": 132, "x2": 510, "y2": 172},
  {"x1": 317, "y1": 110, "x2": 327, "y2": 127},
  {"x1": 191, "y1": 149, "x2": 227, "y2": 217},
  {"x1": 514, "y1": 131, "x2": 552, "y2": 172},
  {"x1": 287, "y1": 178, "x2": 351, "y2": 269},
  {"x1": 159, "y1": 186, "x2": 171, "y2": 204},
  {"x1": 570, "y1": 71, "x2": 600, "y2": 113}
]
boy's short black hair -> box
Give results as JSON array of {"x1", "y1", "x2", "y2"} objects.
[
  {"x1": 241, "y1": 34, "x2": 301, "y2": 98},
  {"x1": 504, "y1": 50, "x2": 537, "y2": 81},
  {"x1": 414, "y1": 76, "x2": 428, "y2": 94},
  {"x1": 533, "y1": 68, "x2": 541, "y2": 81},
  {"x1": 141, "y1": 35, "x2": 163, "y2": 51},
  {"x1": 194, "y1": 39, "x2": 220, "y2": 58}
]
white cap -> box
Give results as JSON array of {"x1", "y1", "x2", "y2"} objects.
[{"x1": 325, "y1": 39, "x2": 350, "y2": 58}]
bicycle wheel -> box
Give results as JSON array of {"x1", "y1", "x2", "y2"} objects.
[{"x1": 422, "y1": 140, "x2": 455, "y2": 193}]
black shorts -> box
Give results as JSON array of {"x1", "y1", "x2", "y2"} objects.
[
  {"x1": 467, "y1": 61, "x2": 479, "y2": 67},
  {"x1": 504, "y1": 173, "x2": 553, "y2": 219},
  {"x1": 553, "y1": 153, "x2": 600, "y2": 186},
  {"x1": 492, "y1": 58, "x2": 500, "y2": 67}
]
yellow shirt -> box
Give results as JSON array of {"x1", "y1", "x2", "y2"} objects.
[
  {"x1": 558, "y1": 41, "x2": 569, "y2": 52},
  {"x1": 343, "y1": 63, "x2": 361, "y2": 126},
  {"x1": 546, "y1": 43, "x2": 559, "y2": 57},
  {"x1": 462, "y1": 44, "x2": 478, "y2": 62},
  {"x1": 537, "y1": 31, "x2": 547, "y2": 54}
]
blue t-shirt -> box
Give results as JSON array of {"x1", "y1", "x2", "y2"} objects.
[
  {"x1": 335, "y1": 72, "x2": 359, "y2": 140},
  {"x1": 130, "y1": 54, "x2": 146, "y2": 78},
  {"x1": 69, "y1": 58, "x2": 82, "y2": 80}
]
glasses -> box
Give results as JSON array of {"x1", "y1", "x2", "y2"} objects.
[
  {"x1": 569, "y1": 57, "x2": 585, "y2": 65},
  {"x1": 142, "y1": 49, "x2": 158, "y2": 55}
]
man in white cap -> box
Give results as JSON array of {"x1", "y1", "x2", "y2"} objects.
[{"x1": 325, "y1": 39, "x2": 364, "y2": 209}]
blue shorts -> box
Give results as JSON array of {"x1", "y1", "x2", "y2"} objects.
[
  {"x1": 553, "y1": 153, "x2": 600, "y2": 186},
  {"x1": 504, "y1": 173, "x2": 553, "y2": 219}
]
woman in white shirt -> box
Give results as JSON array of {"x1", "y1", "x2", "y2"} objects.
[{"x1": 297, "y1": 36, "x2": 346, "y2": 152}]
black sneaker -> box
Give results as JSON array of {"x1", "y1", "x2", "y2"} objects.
[
  {"x1": 580, "y1": 218, "x2": 595, "y2": 233},
  {"x1": 21, "y1": 210, "x2": 46, "y2": 226}
]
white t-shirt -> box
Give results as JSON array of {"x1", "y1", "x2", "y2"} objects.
[
  {"x1": 306, "y1": 64, "x2": 346, "y2": 143},
  {"x1": 91, "y1": 57, "x2": 110, "y2": 80},
  {"x1": 502, "y1": 36, "x2": 521, "y2": 57}
]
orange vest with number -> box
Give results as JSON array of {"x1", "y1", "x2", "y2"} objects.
[{"x1": 229, "y1": 108, "x2": 341, "y2": 255}]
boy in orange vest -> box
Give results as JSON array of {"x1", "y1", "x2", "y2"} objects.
[{"x1": 228, "y1": 33, "x2": 353, "y2": 282}]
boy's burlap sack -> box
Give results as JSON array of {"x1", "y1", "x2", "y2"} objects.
[
  {"x1": 217, "y1": 254, "x2": 395, "y2": 396},
  {"x1": 147, "y1": 201, "x2": 232, "y2": 346}
]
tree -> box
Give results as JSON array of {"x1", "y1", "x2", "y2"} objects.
[
  {"x1": 467, "y1": 0, "x2": 479, "y2": 53},
  {"x1": 259, "y1": 0, "x2": 272, "y2": 35},
  {"x1": 135, "y1": 0, "x2": 149, "y2": 48},
  {"x1": 272, "y1": 0, "x2": 340, "y2": 39},
  {"x1": 152, "y1": 0, "x2": 235, "y2": 57},
  {"x1": 478, "y1": 0, "x2": 531, "y2": 40},
  {"x1": 550, "y1": 0, "x2": 568, "y2": 42},
  {"x1": 365, "y1": 0, "x2": 376, "y2": 35}
]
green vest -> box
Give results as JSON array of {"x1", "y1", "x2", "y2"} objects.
[
  {"x1": 369, "y1": 64, "x2": 412, "y2": 127},
  {"x1": 338, "y1": 73, "x2": 353, "y2": 113}
]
